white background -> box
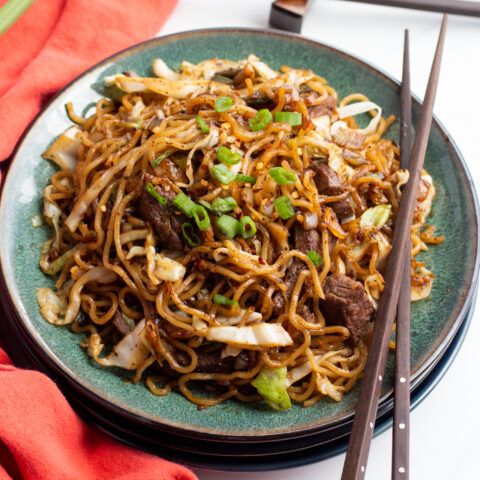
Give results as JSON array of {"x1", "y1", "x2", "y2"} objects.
[{"x1": 160, "y1": 2, "x2": 480, "y2": 479}]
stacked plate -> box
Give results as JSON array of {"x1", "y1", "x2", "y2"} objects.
[{"x1": 0, "y1": 29, "x2": 478, "y2": 471}]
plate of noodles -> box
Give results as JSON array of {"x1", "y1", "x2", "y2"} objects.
[{"x1": 0, "y1": 28, "x2": 478, "y2": 442}]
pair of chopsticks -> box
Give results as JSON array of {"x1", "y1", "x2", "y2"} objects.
[
  {"x1": 270, "y1": 0, "x2": 478, "y2": 33},
  {"x1": 341, "y1": 15, "x2": 448, "y2": 480}
]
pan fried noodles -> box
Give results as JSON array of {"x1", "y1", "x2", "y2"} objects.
[{"x1": 36, "y1": 55, "x2": 443, "y2": 410}]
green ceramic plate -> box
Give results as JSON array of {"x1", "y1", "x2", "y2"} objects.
[{"x1": 0, "y1": 29, "x2": 478, "y2": 441}]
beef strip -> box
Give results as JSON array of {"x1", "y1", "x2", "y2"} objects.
[
  {"x1": 138, "y1": 178, "x2": 186, "y2": 251},
  {"x1": 272, "y1": 225, "x2": 322, "y2": 316},
  {"x1": 156, "y1": 347, "x2": 253, "y2": 377},
  {"x1": 311, "y1": 161, "x2": 355, "y2": 220},
  {"x1": 320, "y1": 273, "x2": 373, "y2": 345},
  {"x1": 304, "y1": 93, "x2": 336, "y2": 119}
]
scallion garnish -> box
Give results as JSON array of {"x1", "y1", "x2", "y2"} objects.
[
  {"x1": 212, "y1": 197, "x2": 237, "y2": 213},
  {"x1": 196, "y1": 116, "x2": 209, "y2": 134},
  {"x1": 217, "y1": 146, "x2": 242, "y2": 165},
  {"x1": 151, "y1": 150, "x2": 171, "y2": 168},
  {"x1": 216, "y1": 215, "x2": 241, "y2": 238},
  {"x1": 239, "y1": 216, "x2": 257, "y2": 239},
  {"x1": 199, "y1": 200, "x2": 214, "y2": 212},
  {"x1": 249, "y1": 108, "x2": 273, "y2": 132},
  {"x1": 211, "y1": 164, "x2": 236, "y2": 185},
  {"x1": 214, "y1": 293, "x2": 238, "y2": 306},
  {"x1": 214, "y1": 96, "x2": 233, "y2": 113},
  {"x1": 268, "y1": 167, "x2": 297, "y2": 185},
  {"x1": 274, "y1": 111, "x2": 302, "y2": 126},
  {"x1": 124, "y1": 119, "x2": 144, "y2": 129},
  {"x1": 181, "y1": 223, "x2": 201, "y2": 247},
  {"x1": 146, "y1": 183, "x2": 167, "y2": 206},
  {"x1": 273, "y1": 196, "x2": 295, "y2": 220},
  {"x1": 192, "y1": 205, "x2": 211, "y2": 231},
  {"x1": 173, "y1": 192, "x2": 196, "y2": 217},
  {"x1": 236, "y1": 173, "x2": 257, "y2": 184},
  {"x1": 307, "y1": 250, "x2": 323, "y2": 267},
  {"x1": 212, "y1": 75, "x2": 234, "y2": 84}
]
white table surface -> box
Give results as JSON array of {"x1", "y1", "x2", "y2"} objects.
[{"x1": 160, "y1": 2, "x2": 480, "y2": 479}]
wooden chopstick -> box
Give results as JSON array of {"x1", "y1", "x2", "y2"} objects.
[
  {"x1": 341, "y1": 14, "x2": 448, "y2": 480},
  {"x1": 392, "y1": 29, "x2": 412, "y2": 480},
  {"x1": 340, "y1": 0, "x2": 480, "y2": 18}
]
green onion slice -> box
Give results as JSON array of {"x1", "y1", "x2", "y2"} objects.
[
  {"x1": 151, "y1": 150, "x2": 171, "y2": 168},
  {"x1": 217, "y1": 215, "x2": 241, "y2": 238},
  {"x1": 146, "y1": 183, "x2": 167, "y2": 206},
  {"x1": 212, "y1": 75, "x2": 234, "y2": 84},
  {"x1": 192, "y1": 205, "x2": 211, "y2": 231},
  {"x1": 124, "y1": 119, "x2": 144, "y2": 129},
  {"x1": 236, "y1": 173, "x2": 257, "y2": 184},
  {"x1": 181, "y1": 223, "x2": 201, "y2": 247},
  {"x1": 173, "y1": 192, "x2": 196, "y2": 217},
  {"x1": 211, "y1": 164, "x2": 236, "y2": 185},
  {"x1": 196, "y1": 116, "x2": 209, "y2": 134},
  {"x1": 307, "y1": 250, "x2": 323, "y2": 267},
  {"x1": 213, "y1": 293, "x2": 238, "y2": 306},
  {"x1": 199, "y1": 200, "x2": 214, "y2": 213},
  {"x1": 274, "y1": 196, "x2": 295, "y2": 220},
  {"x1": 240, "y1": 216, "x2": 257, "y2": 239},
  {"x1": 217, "y1": 146, "x2": 242, "y2": 165},
  {"x1": 274, "y1": 111, "x2": 302, "y2": 126},
  {"x1": 214, "y1": 96, "x2": 233, "y2": 113},
  {"x1": 249, "y1": 108, "x2": 273, "y2": 132},
  {"x1": 268, "y1": 167, "x2": 297, "y2": 185},
  {"x1": 212, "y1": 197, "x2": 237, "y2": 213}
]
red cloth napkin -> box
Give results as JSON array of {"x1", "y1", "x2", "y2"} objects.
[{"x1": 0, "y1": 1, "x2": 198, "y2": 478}]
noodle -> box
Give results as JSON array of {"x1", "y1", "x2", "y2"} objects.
[{"x1": 36, "y1": 55, "x2": 442, "y2": 410}]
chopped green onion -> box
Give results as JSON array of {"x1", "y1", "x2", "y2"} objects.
[
  {"x1": 268, "y1": 167, "x2": 297, "y2": 185},
  {"x1": 151, "y1": 150, "x2": 171, "y2": 168},
  {"x1": 217, "y1": 146, "x2": 242, "y2": 165},
  {"x1": 212, "y1": 75, "x2": 234, "y2": 84},
  {"x1": 213, "y1": 293, "x2": 238, "y2": 306},
  {"x1": 181, "y1": 223, "x2": 201, "y2": 247},
  {"x1": 215, "y1": 96, "x2": 233, "y2": 113},
  {"x1": 274, "y1": 111, "x2": 302, "y2": 126},
  {"x1": 274, "y1": 196, "x2": 295, "y2": 220},
  {"x1": 211, "y1": 164, "x2": 236, "y2": 185},
  {"x1": 124, "y1": 119, "x2": 144, "y2": 129},
  {"x1": 192, "y1": 205, "x2": 211, "y2": 231},
  {"x1": 249, "y1": 108, "x2": 273, "y2": 132},
  {"x1": 146, "y1": 183, "x2": 167, "y2": 206},
  {"x1": 173, "y1": 192, "x2": 196, "y2": 217},
  {"x1": 212, "y1": 197, "x2": 237, "y2": 213},
  {"x1": 240, "y1": 216, "x2": 257, "y2": 239},
  {"x1": 251, "y1": 366, "x2": 291, "y2": 411},
  {"x1": 236, "y1": 173, "x2": 257, "y2": 184},
  {"x1": 360, "y1": 204, "x2": 392, "y2": 229},
  {"x1": 196, "y1": 116, "x2": 209, "y2": 134},
  {"x1": 217, "y1": 215, "x2": 241, "y2": 238},
  {"x1": 199, "y1": 200, "x2": 214, "y2": 212},
  {"x1": 307, "y1": 250, "x2": 323, "y2": 267}
]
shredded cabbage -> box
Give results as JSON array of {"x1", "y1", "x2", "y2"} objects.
[{"x1": 251, "y1": 366, "x2": 291, "y2": 411}]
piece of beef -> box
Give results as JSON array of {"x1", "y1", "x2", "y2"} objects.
[
  {"x1": 321, "y1": 273, "x2": 373, "y2": 345},
  {"x1": 112, "y1": 309, "x2": 132, "y2": 336},
  {"x1": 156, "y1": 347, "x2": 252, "y2": 377},
  {"x1": 311, "y1": 161, "x2": 355, "y2": 220},
  {"x1": 138, "y1": 179, "x2": 186, "y2": 251},
  {"x1": 272, "y1": 225, "x2": 322, "y2": 316},
  {"x1": 304, "y1": 93, "x2": 336, "y2": 119}
]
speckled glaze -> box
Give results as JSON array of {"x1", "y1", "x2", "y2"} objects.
[{"x1": 0, "y1": 29, "x2": 478, "y2": 441}]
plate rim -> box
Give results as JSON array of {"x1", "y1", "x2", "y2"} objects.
[{"x1": 1, "y1": 27, "x2": 479, "y2": 441}]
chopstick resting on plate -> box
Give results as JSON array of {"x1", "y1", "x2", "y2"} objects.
[
  {"x1": 341, "y1": 14, "x2": 448, "y2": 480},
  {"x1": 392, "y1": 29, "x2": 412, "y2": 480}
]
